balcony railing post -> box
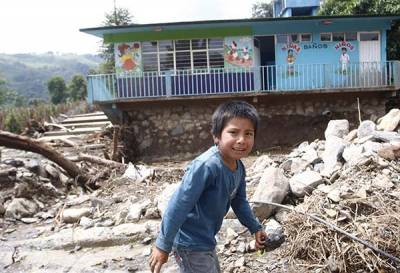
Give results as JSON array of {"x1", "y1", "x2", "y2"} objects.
[
  {"x1": 253, "y1": 66, "x2": 261, "y2": 92},
  {"x1": 394, "y1": 61, "x2": 400, "y2": 89},
  {"x1": 165, "y1": 71, "x2": 172, "y2": 97}
]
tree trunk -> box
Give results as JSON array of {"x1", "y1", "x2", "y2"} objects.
[{"x1": 0, "y1": 130, "x2": 89, "y2": 185}]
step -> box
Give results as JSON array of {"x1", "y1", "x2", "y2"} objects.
[
  {"x1": 43, "y1": 127, "x2": 104, "y2": 136},
  {"x1": 62, "y1": 121, "x2": 112, "y2": 129},
  {"x1": 61, "y1": 115, "x2": 109, "y2": 124},
  {"x1": 69, "y1": 111, "x2": 106, "y2": 118}
]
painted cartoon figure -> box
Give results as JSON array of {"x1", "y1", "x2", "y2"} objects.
[
  {"x1": 118, "y1": 43, "x2": 136, "y2": 71},
  {"x1": 229, "y1": 41, "x2": 238, "y2": 61},
  {"x1": 339, "y1": 47, "x2": 350, "y2": 74},
  {"x1": 242, "y1": 46, "x2": 250, "y2": 63},
  {"x1": 287, "y1": 49, "x2": 296, "y2": 75}
]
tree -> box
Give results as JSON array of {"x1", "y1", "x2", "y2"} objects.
[
  {"x1": 252, "y1": 1, "x2": 274, "y2": 18},
  {"x1": 99, "y1": 7, "x2": 134, "y2": 73},
  {"x1": 0, "y1": 79, "x2": 23, "y2": 107},
  {"x1": 47, "y1": 76, "x2": 67, "y2": 104},
  {"x1": 68, "y1": 75, "x2": 87, "y2": 101},
  {"x1": 319, "y1": 0, "x2": 400, "y2": 60}
]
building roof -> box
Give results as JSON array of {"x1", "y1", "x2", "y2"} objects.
[{"x1": 80, "y1": 14, "x2": 400, "y2": 43}]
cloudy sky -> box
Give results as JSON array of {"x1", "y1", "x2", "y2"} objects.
[{"x1": 0, "y1": 0, "x2": 260, "y2": 54}]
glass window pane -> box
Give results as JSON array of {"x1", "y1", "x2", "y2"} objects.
[
  {"x1": 360, "y1": 33, "x2": 379, "y2": 41},
  {"x1": 332, "y1": 32, "x2": 345, "y2": 41},
  {"x1": 193, "y1": 51, "x2": 207, "y2": 69},
  {"x1": 290, "y1": 34, "x2": 299, "y2": 43},
  {"x1": 209, "y1": 50, "x2": 224, "y2": 68},
  {"x1": 176, "y1": 51, "x2": 191, "y2": 70},
  {"x1": 142, "y1": 41, "x2": 158, "y2": 53},
  {"x1": 160, "y1": 53, "x2": 174, "y2": 71},
  {"x1": 142, "y1": 53, "x2": 158, "y2": 71},
  {"x1": 208, "y1": 39, "x2": 223, "y2": 49},
  {"x1": 345, "y1": 32, "x2": 357, "y2": 41},
  {"x1": 159, "y1": 40, "x2": 173, "y2": 52},
  {"x1": 320, "y1": 33, "x2": 331, "y2": 41},
  {"x1": 175, "y1": 40, "x2": 190, "y2": 51},
  {"x1": 301, "y1": 33, "x2": 312, "y2": 42},
  {"x1": 192, "y1": 39, "x2": 207, "y2": 50},
  {"x1": 277, "y1": 34, "x2": 288, "y2": 43}
]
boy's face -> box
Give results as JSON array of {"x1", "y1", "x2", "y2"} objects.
[{"x1": 213, "y1": 117, "x2": 255, "y2": 166}]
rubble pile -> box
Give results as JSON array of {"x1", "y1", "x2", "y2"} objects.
[{"x1": 246, "y1": 108, "x2": 400, "y2": 272}]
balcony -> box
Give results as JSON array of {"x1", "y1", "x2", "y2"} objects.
[{"x1": 87, "y1": 61, "x2": 400, "y2": 103}]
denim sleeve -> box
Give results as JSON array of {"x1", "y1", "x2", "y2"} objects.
[
  {"x1": 155, "y1": 161, "x2": 213, "y2": 253},
  {"x1": 231, "y1": 177, "x2": 263, "y2": 234}
]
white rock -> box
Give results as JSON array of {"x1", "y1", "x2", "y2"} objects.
[
  {"x1": 127, "y1": 199, "x2": 151, "y2": 222},
  {"x1": 301, "y1": 147, "x2": 319, "y2": 165},
  {"x1": 342, "y1": 144, "x2": 366, "y2": 166},
  {"x1": 327, "y1": 189, "x2": 341, "y2": 202},
  {"x1": 251, "y1": 167, "x2": 289, "y2": 220},
  {"x1": 234, "y1": 257, "x2": 246, "y2": 267},
  {"x1": 4, "y1": 198, "x2": 39, "y2": 219},
  {"x1": 123, "y1": 163, "x2": 154, "y2": 183},
  {"x1": 289, "y1": 171, "x2": 323, "y2": 197},
  {"x1": 357, "y1": 120, "x2": 376, "y2": 139},
  {"x1": 377, "y1": 108, "x2": 400, "y2": 131},
  {"x1": 156, "y1": 183, "x2": 179, "y2": 217},
  {"x1": 324, "y1": 120, "x2": 349, "y2": 139},
  {"x1": 226, "y1": 227, "x2": 238, "y2": 241},
  {"x1": 373, "y1": 174, "x2": 394, "y2": 189},
  {"x1": 62, "y1": 207, "x2": 92, "y2": 223},
  {"x1": 79, "y1": 216, "x2": 94, "y2": 229},
  {"x1": 344, "y1": 129, "x2": 358, "y2": 142},
  {"x1": 322, "y1": 136, "x2": 347, "y2": 176}
]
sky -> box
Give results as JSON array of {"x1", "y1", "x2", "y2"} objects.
[{"x1": 0, "y1": 0, "x2": 259, "y2": 55}]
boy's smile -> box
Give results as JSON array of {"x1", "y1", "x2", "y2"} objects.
[{"x1": 214, "y1": 117, "x2": 255, "y2": 170}]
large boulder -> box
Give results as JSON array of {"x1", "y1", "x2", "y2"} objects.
[
  {"x1": 322, "y1": 136, "x2": 347, "y2": 176},
  {"x1": 251, "y1": 167, "x2": 289, "y2": 220},
  {"x1": 357, "y1": 120, "x2": 376, "y2": 139},
  {"x1": 4, "y1": 198, "x2": 39, "y2": 219},
  {"x1": 377, "y1": 108, "x2": 400, "y2": 131},
  {"x1": 62, "y1": 207, "x2": 93, "y2": 223},
  {"x1": 289, "y1": 170, "x2": 323, "y2": 197},
  {"x1": 324, "y1": 120, "x2": 349, "y2": 139}
]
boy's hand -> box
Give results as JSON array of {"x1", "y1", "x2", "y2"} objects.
[
  {"x1": 255, "y1": 230, "x2": 267, "y2": 250},
  {"x1": 149, "y1": 246, "x2": 169, "y2": 273}
]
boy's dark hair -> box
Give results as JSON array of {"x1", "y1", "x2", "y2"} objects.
[{"x1": 211, "y1": 100, "x2": 260, "y2": 137}]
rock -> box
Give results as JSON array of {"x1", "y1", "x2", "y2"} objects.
[
  {"x1": 322, "y1": 136, "x2": 347, "y2": 176},
  {"x1": 264, "y1": 218, "x2": 285, "y2": 252},
  {"x1": 20, "y1": 217, "x2": 39, "y2": 224},
  {"x1": 79, "y1": 216, "x2": 94, "y2": 229},
  {"x1": 226, "y1": 227, "x2": 238, "y2": 241},
  {"x1": 357, "y1": 120, "x2": 376, "y2": 139},
  {"x1": 62, "y1": 207, "x2": 92, "y2": 223},
  {"x1": 23, "y1": 159, "x2": 41, "y2": 174},
  {"x1": 373, "y1": 174, "x2": 394, "y2": 189},
  {"x1": 4, "y1": 198, "x2": 39, "y2": 219},
  {"x1": 373, "y1": 131, "x2": 400, "y2": 142},
  {"x1": 274, "y1": 206, "x2": 292, "y2": 223},
  {"x1": 344, "y1": 129, "x2": 358, "y2": 142},
  {"x1": 362, "y1": 141, "x2": 383, "y2": 155},
  {"x1": 225, "y1": 208, "x2": 237, "y2": 219},
  {"x1": 123, "y1": 163, "x2": 154, "y2": 183},
  {"x1": 290, "y1": 158, "x2": 310, "y2": 174},
  {"x1": 289, "y1": 170, "x2": 323, "y2": 197},
  {"x1": 142, "y1": 246, "x2": 152, "y2": 256},
  {"x1": 143, "y1": 206, "x2": 160, "y2": 219},
  {"x1": 327, "y1": 189, "x2": 341, "y2": 202},
  {"x1": 234, "y1": 257, "x2": 246, "y2": 267},
  {"x1": 251, "y1": 167, "x2": 289, "y2": 220},
  {"x1": 2, "y1": 159, "x2": 24, "y2": 168},
  {"x1": 377, "y1": 108, "x2": 400, "y2": 131},
  {"x1": 325, "y1": 120, "x2": 349, "y2": 139},
  {"x1": 0, "y1": 203, "x2": 5, "y2": 216},
  {"x1": 301, "y1": 147, "x2": 320, "y2": 165},
  {"x1": 126, "y1": 199, "x2": 151, "y2": 222},
  {"x1": 45, "y1": 164, "x2": 60, "y2": 179},
  {"x1": 342, "y1": 144, "x2": 366, "y2": 166},
  {"x1": 378, "y1": 143, "x2": 400, "y2": 160},
  {"x1": 248, "y1": 155, "x2": 274, "y2": 175},
  {"x1": 237, "y1": 242, "x2": 246, "y2": 253},
  {"x1": 156, "y1": 183, "x2": 179, "y2": 217}
]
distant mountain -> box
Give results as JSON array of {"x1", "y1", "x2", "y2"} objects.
[{"x1": 0, "y1": 52, "x2": 102, "y2": 101}]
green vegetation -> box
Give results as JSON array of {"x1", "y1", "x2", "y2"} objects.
[
  {"x1": 0, "y1": 101, "x2": 90, "y2": 134},
  {"x1": 46, "y1": 74, "x2": 87, "y2": 104}
]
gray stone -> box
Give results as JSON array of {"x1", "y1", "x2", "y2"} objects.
[
  {"x1": 377, "y1": 108, "x2": 400, "y2": 131},
  {"x1": 23, "y1": 159, "x2": 41, "y2": 174},
  {"x1": 327, "y1": 189, "x2": 341, "y2": 202},
  {"x1": 373, "y1": 174, "x2": 394, "y2": 189},
  {"x1": 357, "y1": 120, "x2": 376, "y2": 139},
  {"x1": 126, "y1": 199, "x2": 151, "y2": 222},
  {"x1": 171, "y1": 126, "x2": 185, "y2": 136},
  {"x1": 289, "y1": 170, "x2": 323, "y2": 197},
  {"x1": 322, "y1": 136, "x2": 347, "y2": 177},
  {"x1": 342, "y1": 144, "x2": 366, "y2": 166},
  {"x1": 344, "y1": 129, "x2": 358, "y2": 142},
  {"x1": 251, "y1": 167, "x2": 289, "y2": 220},
  {"x1": 45, "y1": 164, "x2": 60, "y2": 179},
  {"x1": 373, "y1": 131, "x2": 400, "y2": 142},
  {"x1": 4, "y1": 198, "x2": 39, "y2": 219},
  {"x1": 0, "y1": 203, "x2": 5, "y2": 216},
  {"x1": 324, "y1": 120, "x2": 349, "y2": 139},
  {"x1": 301, "y1": 147, "x2": 319, "y2": 165},
  {"x1": 157, "y1": 183, "x2": 179, "y2": 217},
  {"x1": 362, "y1": 141, "x2": 383, "y2": 155},
  {"x1": 79, "y1": 216, "x2": 94, "y2": 229},
  {"x1": 62, "y1": 207, "x2": 92, "y2": 223}
]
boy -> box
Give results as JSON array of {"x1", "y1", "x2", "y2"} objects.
[
  {"x1": 339, "y1": 47, "x2": 350, "y2": 74},
  {"x1": 149, "y1": 101, "x2": 266, "y2": 273}
]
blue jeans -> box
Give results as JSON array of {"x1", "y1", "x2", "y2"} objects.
[{"x1": 173, "y1": 248, "x2": 221, "y2": 273}]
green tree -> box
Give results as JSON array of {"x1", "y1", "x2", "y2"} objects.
[
  {"x1": 0, "y1": 79, "x2": 22, "y2": 106},
  {"x1": 68, "y1": 74, "x2": 87, "y2": 101},
  {"x1": 100, "y1": 7, "x2": 133, "y2": 73},
  {"x1": 252, "y1": 1, "x2": 274, "y2": 18},
  {"x1": 47, "y1": 76, "x2": 67, "y2": 104},
  {"x1": 319, "y1": 0, "x2": 400, "y2": 60}
]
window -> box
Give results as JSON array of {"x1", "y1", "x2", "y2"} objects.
[
  {"x1": 142, "y1": 38, "x2": 224, "y2": 72},
  {"x1": 332, "y1": 32, "x2": 345, "y2": 41},
  {"x1": 360, "y1": 33, "x2": 379, "y2": 41},
  {"x1": 345, "y1": 32, "x2": 357, "y2": 41},
  {"x1": 300, "y1": 33, "x2": 312, "y2": 42},
  {"x1": 320, "y1": 33, "x2": 332, "y2": 41}
]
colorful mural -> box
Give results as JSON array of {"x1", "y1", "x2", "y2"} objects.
[
  {"x1": 224, "y1": 37, "x2": 253, "y2": 68},
  {"x1": 281, "y1": 43, "x2": 301, "y2": 76},
  {"x1": 335, "y1": 41, "x2": 355, "y2": 74},
  {"x1": 115, "y1": 42, "x2": 142, "y2": 75}
]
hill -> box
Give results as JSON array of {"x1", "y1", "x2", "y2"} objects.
[{"x1": 0, "y1": 52, "x2": 102, "y2": 101}]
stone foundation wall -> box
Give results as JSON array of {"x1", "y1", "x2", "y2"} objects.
[{"x1": 120, "y1": 91, "x2": 389, "y2": 162}]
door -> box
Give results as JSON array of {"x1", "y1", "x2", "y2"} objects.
[{"x1": 359, "y1": 32, "x2": 381, "y2": 86}]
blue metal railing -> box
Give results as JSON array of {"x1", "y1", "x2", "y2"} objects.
[{"x1": 87, "y1": 61, "x2": 400, "y2": 103}]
